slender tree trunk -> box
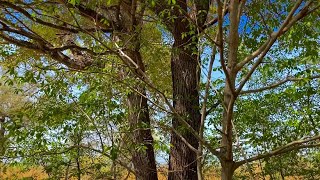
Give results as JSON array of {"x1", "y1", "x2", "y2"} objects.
[
  {"x1": 76, "y1": 157, "x2": 81, "y2": 180},
  {"x1": 279, "y1": 158, "x2": 285, "y2": 180},
  {"x1": 64, "y1": 160, "x2": 71, "y2": 180},
  {"x1": 220, "y1": 82, "x2": 236, "y2": 180},
  {"x1": 126, "y1": 50, "x2": 158, "y2": 180},
  {"x1": 220, "y1": 0, "x2": 240, "y2": 179},
  {"x1": 0, "y1": 116, "x2": 5, "y2": 156},
  {"x1": 280, "y1": 170, "x2": 285, "y2": 180},
  {"x1": 118, "y1": 1, "x2": 158, "y2": 178},
  {"x1": 168, "y1": 17, "x2": 201, "y2": 180},
  {"x1": 221, "y1": 79, "x2": 236, "y2": 159},
  {"x1": 127, "y1": 91, "x2": 158, "y2": 180}
]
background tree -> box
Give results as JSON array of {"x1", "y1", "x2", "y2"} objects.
[
  {"x1": 0, "y1": 0, "x2": 320, "y2": 180},
  {"x1": 0, "y1": 0, "x2": 161, "y2": 179}
]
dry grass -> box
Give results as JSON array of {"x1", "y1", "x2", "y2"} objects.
[{"x1": 0, "y1": 164, "x2": 314, "y2": 180}]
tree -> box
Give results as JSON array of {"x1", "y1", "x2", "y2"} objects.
[
  {"x1": 149, "y1": 1, "x2": 215, "y2": 179},
  {"x1": 0, "y1": 0, "x2": 159, "y2": 179},
  {"x1": 147, "y1": 0, "x2": 319, "y2": 179},
  {"x1": 1, "y1": 0, "x2": 320, "y2": 180}
]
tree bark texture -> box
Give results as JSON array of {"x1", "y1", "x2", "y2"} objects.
[
  {"x1": 168, "y1": 10, "x2": 201, "y2": 180},
  {"x1": 221, "y1": 160, "x2": 236, "y2": 180},
  {"x1": 126, "y1": 50, "x2": 158, "y2": 180},
  {"x1": 119, "y1": 1, "x2": 158, "y2": 179}
]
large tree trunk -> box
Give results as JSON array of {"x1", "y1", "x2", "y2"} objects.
[
  {"x1": 150, "y1": 1, "x2": 209, "y2": 179},
  {"x1": 125, "y1": 50, "x2": 158, "y2": 180},
  {"x1": 168, "y1": 17, "x2": 201, "y2": 180},
  {"x1": 221, "y1": 160, "x2": 236, "y2": 180}
]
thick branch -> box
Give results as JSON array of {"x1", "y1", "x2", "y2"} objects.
[
  {"x1": 235, "y1": 0, "x2": 313, "y2": 71},
  {"x1": 240, "y1": 74, "x2": 320, "y2": 94},
  {"x1": 66, "y1": 1, "x2": 119, "y2": 31},
  {"x1": 0, "y1": 1, "x2": 81, "y2": 33},
  {"x1": 1, "y1": 1, "x2": 115, "y2": 34},
  {"x1": 235, "y1": 135, "x2": 320, "y2": 168},
  {"x1": 50, "y1": 45, "x2": 112, "y2": 56},
  {"x1": 0, "y1": 31, "x2": 91, "y2": 69},
  {"x1": 235, "y1": 1, "x2": 314, "y2": 94},
  {"x1": 0, "y1": 32, "x2": 40, "y2": 50}
]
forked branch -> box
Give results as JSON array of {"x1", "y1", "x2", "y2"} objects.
[{"x1": 235, "y1": 1, "x2": 316, "y2": 94}]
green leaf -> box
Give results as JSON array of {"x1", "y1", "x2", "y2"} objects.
[{"x1": 110, "y1": 147, "x2": 118, "y2": 160}]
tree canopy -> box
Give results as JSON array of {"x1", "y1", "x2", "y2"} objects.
[{"x1": 0, "y1": 0, "x2": 319, "y2": 179}]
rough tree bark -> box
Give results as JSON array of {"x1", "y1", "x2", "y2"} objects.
[
  {"x1": 118, "y1": 1, "x2": 158, "y2": 179},
  {"x1": 168, "y1": 36, "x2": 201, "y2": 179},
  {"x1": 150, "y1": 0, "x2": 210, "y2": 179},
  {"x1": 167, "y1": 4, "x2": 201, "y2": 180},
  {"x1": 125, "y1": 49, "x2": 158, "y2": 180},
  {"x1": 221, "y1": 160, "x2": 236, "y2": 180}
]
